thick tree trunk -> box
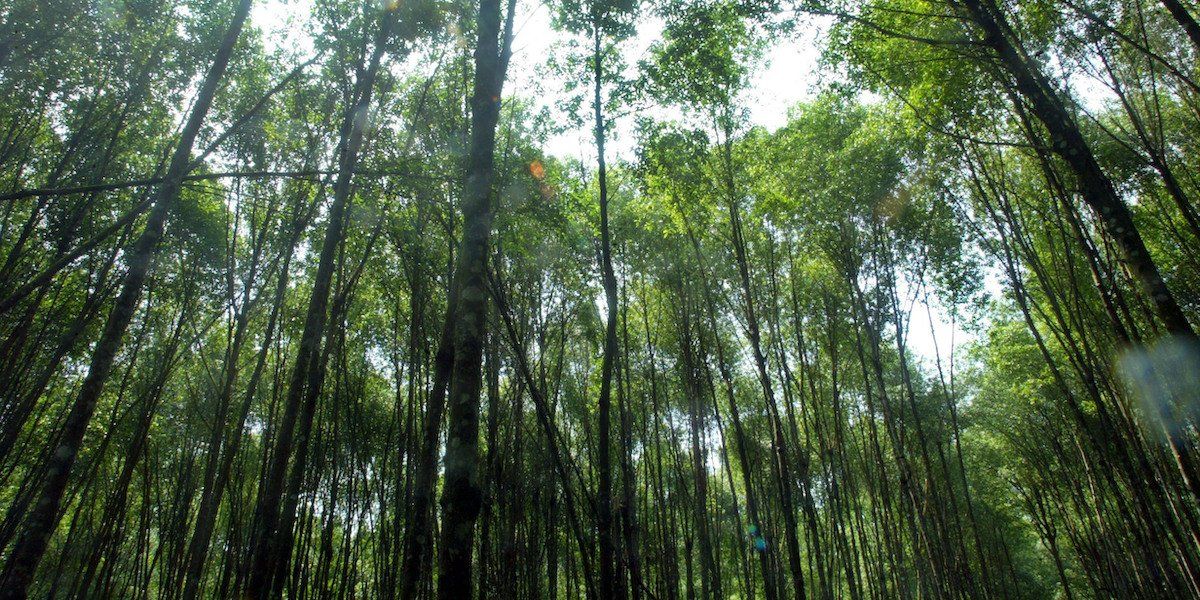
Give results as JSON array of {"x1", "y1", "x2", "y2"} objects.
[
  {"x1": 0, "y1": 3, "x2": 251, "y2": 595},
  {"x1": 1160, "y1": 0, "x2": 1200, "y2": 55},
  {"x1": 398, "y1": 289, "x2": 456, "y2": 600},
  {"x1": 434, "y1": 0, "x2": 515, "y2": 596}
]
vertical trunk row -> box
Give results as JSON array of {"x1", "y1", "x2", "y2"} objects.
[
  {"x1": 720, "y1": 132, "x2": 808, "y2": 600},
  {"x1": 243, "y1": 7, "x2": 398, "y2": 597},
  {"x1": 676, "y1": 280, "x2": 721, "y2": 599}
]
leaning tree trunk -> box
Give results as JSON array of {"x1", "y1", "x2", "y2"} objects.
[
  {"x1": 181, "y1": 188, "x2": 313, "y2": 599},
  {"x1": 0, "y1": 2, "x2": 251, "y2": 596},
  {"x1": 1159, "y1": 0, "x2": 1200, "y2": 56},
  {"x1": 681, "y1": 216, "x2": 781, "y2": 600},
  {"x1": 958, "y1": 0, "x2": 1195, "y2": 339}
]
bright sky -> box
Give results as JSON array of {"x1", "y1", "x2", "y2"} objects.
[
  {"x1": 249, "y1": 0, "x2": 965, "y2": 368},
  {"x1": 252, "y1": 0, "x2": 827, "y2": 156},
  {"x1": 500, "y1": 2, "x2": 829, "y2": 158}
]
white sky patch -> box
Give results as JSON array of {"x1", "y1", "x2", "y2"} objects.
[
  {"x1": 504, "y1": 2, "x2": 830, "y2": 158},
  {"x1": 252, "y1": 0, "x2": 316, "y2": 58},
  {"x1": 746, "y1": 20, "x2": 828, "y2": 130}
]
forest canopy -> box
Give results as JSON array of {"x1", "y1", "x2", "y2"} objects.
[{"x1": 0, "y1": 0, "x2": 1199, "y2": 598}]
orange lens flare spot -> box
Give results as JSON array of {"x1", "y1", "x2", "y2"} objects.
[{"x1": 529, "y1": 159, "x2": 546, "y2": 181}]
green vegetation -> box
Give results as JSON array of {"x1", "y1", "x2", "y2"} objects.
[{"x1": 0, "y1": 0, "x2": 1198, "y2": 598}]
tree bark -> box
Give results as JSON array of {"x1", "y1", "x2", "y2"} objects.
[
  {"x1": 181, "y1": 189, "x2": 313, "y2": 598},
  {"x1": 720, "y1": 130, "x2": 808, "y2": 600},
  {"x1": 1160, "y1": 0, "x2": 1200, "y2": 55},
  {"x1": 593, "y1": 23, "x2": 620, "y2": 600},
  {"x1": 242, "y1": 7, "x2": 397, "y2": 597},
  {"x1": 434, "y1": 0, "x2": 515, "y2": 596}
]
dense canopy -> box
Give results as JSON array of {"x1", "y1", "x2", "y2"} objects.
[{"x1": 0, "y1": 0, "x2": 1198, "y2": 598}]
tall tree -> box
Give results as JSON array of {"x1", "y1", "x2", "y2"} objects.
[
  {"x1": 550, "y1": 0, "x2": 638, "y2": 593},
  {"x1": 433, "y1": 0, "x2": 516, "y2": 596}
]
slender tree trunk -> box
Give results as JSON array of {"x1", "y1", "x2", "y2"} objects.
[
  {"x1": 0, "y1": 3, "x2": 250, "y2": 595},
  {"x1": 618, "y1": 279, "x2": 644, "y2": 600},
  {"x1": 491, "y1": 274, "x2": 596, "y2": 598},
  {"x1": 592, "y1": 23, "x2": 621, "y2": 600},
  {"x1": 182, "y1": 194, "x2": 313, "y2": 597},
  {"x1": 398, "y1": 286, "x2": 456, "y2": 600},
  {"x1": 719, "y1": 130, "x2": 808, "y2": 600},
  {"x1": 680, "y1": 219, "x2": 779, "y2": 600},
  {"x1": 244, "y1": 8, "x2": 397, "y2": 597},
  {"x1": 76, "y1": 302, "x2": 194, "y2": 597},
  {"x1": 677, "y1": 282, "x2": 720, "y2": 599}
]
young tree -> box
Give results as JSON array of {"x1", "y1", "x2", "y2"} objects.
[{"x1": 550, "y1": 0, "x2": 638, "y2": 593}]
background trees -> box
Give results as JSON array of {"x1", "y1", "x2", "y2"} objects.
[{"x1": 0, "y1": 0, "x2": 1197, "y2": 598}]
